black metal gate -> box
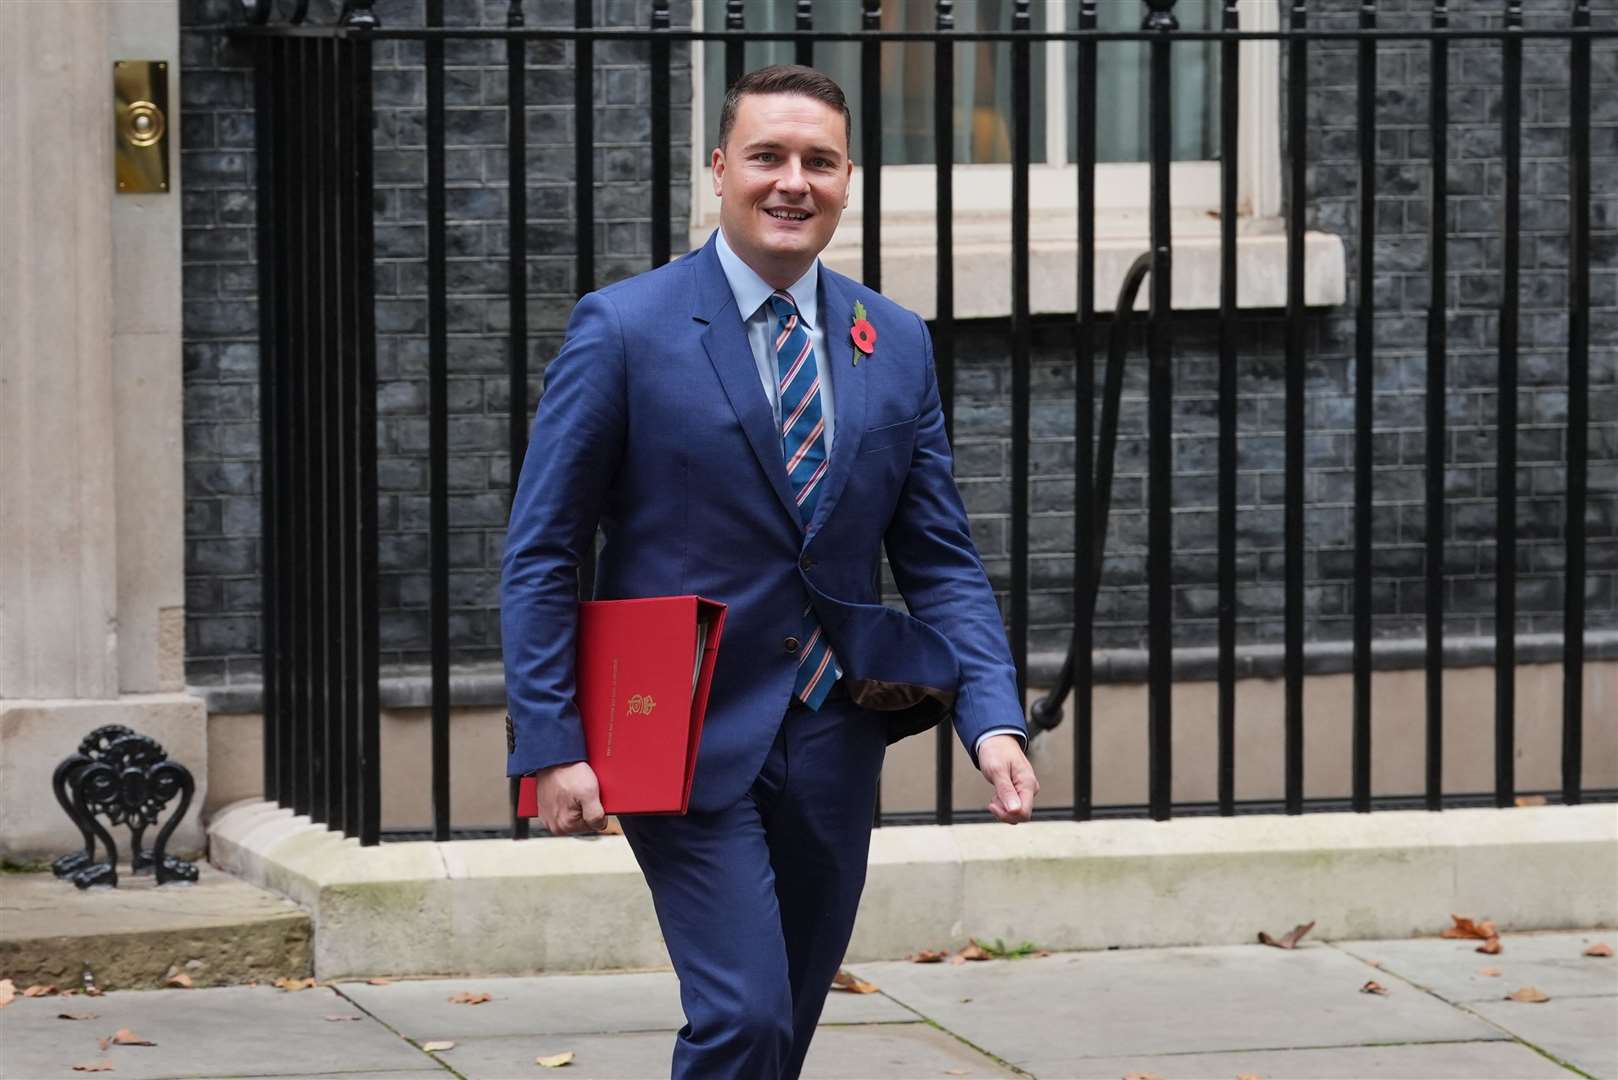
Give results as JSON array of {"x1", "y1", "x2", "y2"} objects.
[{"x1": 238, "y1": 0, "x2": 1614, "y2": 845}]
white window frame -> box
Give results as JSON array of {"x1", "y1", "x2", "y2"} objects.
[
  {"x1": 687, "y1": 1, "x2": 1346, "y2": 314},
  {"x1": 690, "y1": 0, "x2": 1282, "y2": 226}
]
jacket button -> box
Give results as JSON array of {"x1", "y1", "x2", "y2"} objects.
[
  {"x1": 784, "y1": 636, "x2": 801, "y2": 654},
  {"x1": 799, "y1": 556, "x2": 813, "y2": 571}
]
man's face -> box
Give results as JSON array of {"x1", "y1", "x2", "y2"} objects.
[{"x1": 712, "y1": 92, "x2": 853, "y2": 286}]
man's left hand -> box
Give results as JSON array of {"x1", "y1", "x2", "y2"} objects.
[{"x1": 978, "y1": 734, "x2": 1039, "y2": 824}]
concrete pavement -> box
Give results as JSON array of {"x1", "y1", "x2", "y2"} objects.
[{"x1": 3, "y1": 930, "x2": 1613, "y2": 1079}]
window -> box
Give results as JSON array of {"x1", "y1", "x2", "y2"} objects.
[{"x1": 689, "y1": 1, "x2": 1334, "y2": 314}]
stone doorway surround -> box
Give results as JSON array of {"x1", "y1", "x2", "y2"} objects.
[{"x1": 1, "y1": 1, "x2": 207, "y2": 861}]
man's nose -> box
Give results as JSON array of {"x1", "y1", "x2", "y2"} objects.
[{"x1": 776, "y1": 161, "x2": 810, "y2": 193}]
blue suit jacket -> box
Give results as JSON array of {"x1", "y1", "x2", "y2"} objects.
[{"x1": 501, "y1": 232, "x2": 1024, "y2": 814}]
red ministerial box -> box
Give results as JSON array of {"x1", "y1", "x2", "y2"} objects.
[{"x1": 517, "y1": 595, "x2": 726, "y2": 818}]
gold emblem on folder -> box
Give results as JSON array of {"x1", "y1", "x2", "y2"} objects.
[{"x1": 627, "y1": 694, "x2": 657, "y2": 716}]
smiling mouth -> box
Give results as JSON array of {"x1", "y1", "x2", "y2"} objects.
[{"x1": 765, "y1": 208, "x2": 812, "y2": 222}]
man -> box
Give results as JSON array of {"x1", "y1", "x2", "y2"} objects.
[{"x1": 502, "y1": 65, "x2": 1039, "y2": 1080}]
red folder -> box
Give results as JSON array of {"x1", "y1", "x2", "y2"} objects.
[{"x1": 517, "y1": 595, "x2": 726, "y2": 818}]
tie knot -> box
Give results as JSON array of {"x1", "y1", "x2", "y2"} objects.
[{"x1": 768, "y1": 291, "x2": 798, "y2": 321}]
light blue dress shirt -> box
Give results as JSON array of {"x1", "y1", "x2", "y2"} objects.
[
  {"x1": 714, "y1": 227, "x2": 836, "y2": 454},
  {"x1": 712, "y1": 228, "x2": 1024, "y2": 759}
]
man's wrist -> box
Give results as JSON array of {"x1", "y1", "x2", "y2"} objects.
[{"x1": 973, "y1": 728, "x2": 1026, "y2": 758}]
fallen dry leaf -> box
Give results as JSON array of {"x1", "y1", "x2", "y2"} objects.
[
  {"x1": 109, "y1": 1028, "x2": 156, "y2": 1047},
  {"x1": 1441, "y1": 915, "x2": 1497, "y2": 941},
  {"x1": 1123, "y1": 1073, "x2": 1165, "y2": 1080},
  {"x1": 84, "y1": 987, "x2": 104, "y2": 998},
  {"x1": 958, "y1": 941, "x2": 992, "y2": 962},
  {"x1": 164, "y1": 973, "x2": 193, "y2": 989},
  {"x1": 0, "y1": 979, "x2": 14, "y2": 1009},
  {"x1": 273, "y1": 977, "x2": 317, "y2": 992},
  {"x1": 830, "y1": 969, "x2": 879, "y2": 994},
  {"x1": 1258, "y1": 921, "x2": 1316, "y2": 950},
  {"x1": 71, "y1": 1063, "x2": 114, "y2": 1073},
  {"x1": 448, "y1": 991, "x2": 492, "y2": 1005},
  {"x1": 23, "y1": 984, "x2": 57, "y2": 998},
  {"x1": 366, "y1": 977, "x2": 393, "y2": 985},
  {"x1": 1514, "y1": 794, "x2": 1548, "y2": 807},
  {"x1": 536, "y1": 1050, "x2": 575, "y2": 1067},
  {"x1": 58, "y1": 1012, "x2": 99, "y2": 1021},
  {"x1": 1237, "y1": 1075, "x2": 1264, "y2": 1080},
  {"x1": 324, "y1": 1014, "x2": 362, "y2": 1022},
  {"x1": 1506, "y1": 986, "x2": 1550, "y2": 1004},
  {"x1": 60, "y1": 989, "x2": 80, "y2": 997},
  {"x1": 1478, "y1": 967, "x2": 1503, "y2": 977},
  {"x1": 1477, "y1": 937, "x2": 1503, "y2": 955},
  {"x1": 1584, "y1": 943, "x2": 1613, "y2": 958},
  {"x1": 422, "y1": 1041, "x2": 456, "y2": 1052},
  {"x1": 907, "y1": 949, "x2": 949, "y2": 963},
  {"x1": 1365, "y1": 960, "x2": 1383, "y2": 969},
  {"x1": 945, "y1": 1071, "x2": 970, "y2": 1077},
  {"x1": 1360, "y1": 980, "x2": 1390, "y2": 995}
]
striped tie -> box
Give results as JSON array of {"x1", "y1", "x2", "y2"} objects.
[{"x1": 770, "y1": 291, "x2": 841, "y2": 710}]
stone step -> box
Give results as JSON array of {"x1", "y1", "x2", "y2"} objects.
[{"x1": 0, "y1": 867, "x2": 311, "y2": 991}]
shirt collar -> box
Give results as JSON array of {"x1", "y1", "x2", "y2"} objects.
[{"x1": 714, "y1": 227, "x2": 819, "y2": 331}]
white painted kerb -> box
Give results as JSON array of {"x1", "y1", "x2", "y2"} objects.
[{"x1": 208, "y1": 800, "x2": 1616, "y2": 980}]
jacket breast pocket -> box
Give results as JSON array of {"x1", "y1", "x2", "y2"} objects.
[{"x1": 858, "y1": 413, "x2": 919, "y2": 456}]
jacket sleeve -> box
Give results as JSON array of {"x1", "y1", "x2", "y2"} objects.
[
  {"x1": 500, "y1": 291, "x2": 627, "y2": 777},
  {"x1": 881, "y1": 312, "x2": 1026, "y2": 761}
]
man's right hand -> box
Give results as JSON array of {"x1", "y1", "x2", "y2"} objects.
[{"x1": 530, "y1": 761, "x2": 609, "y2": 835}]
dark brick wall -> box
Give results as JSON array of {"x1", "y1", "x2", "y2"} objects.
[
  {"x1": 180, "y1": 0, "x2": 1616, "y2": 683},
  {"x1": 181, "y1": 0, "x2": 693, "y2": 681}
]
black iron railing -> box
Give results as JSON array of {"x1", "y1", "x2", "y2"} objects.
[{"x1": 235, "y1": 0, "x2": 1613, "y2": 845}]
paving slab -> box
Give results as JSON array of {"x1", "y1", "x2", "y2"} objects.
[
  {"x1": 1335, "y1": 931, "x2": 1618, "y2": 1003},
  {"x1": 848, "y1": 943, "x2": 1504, "y2": 1071},
  {"x1": 425, "y1": 1023, "x2": 1016, "y2": 1079},
  {"x1": 0, "y1": 986, "x2": 435, "y2": 1079},
  {"x1": 1473, "y1": 993, "x2": 1618, "y2": 1080},
  {"x1": 1053, "y1": 1040, "x2": 1573, "y2": 1080},
  {"x1": 0, "y1": 870, "x2": 311, "y2": 989},
  {"x1": 334, "y1": 969, "x2": 914, "y2": 1040}
]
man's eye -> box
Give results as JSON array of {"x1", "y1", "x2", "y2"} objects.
[{"x1": 754, "y1": 152, "x2": 777, "y2": 163}]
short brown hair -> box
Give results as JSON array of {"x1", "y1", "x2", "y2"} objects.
[{"x1": 716, "y1": 65, "x2": 853, "y2": 153}]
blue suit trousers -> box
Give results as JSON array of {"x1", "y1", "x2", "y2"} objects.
[{"x1": 619, "y1": 695, "x2": 887, "y2": 1080}]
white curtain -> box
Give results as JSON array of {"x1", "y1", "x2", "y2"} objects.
[{"x1": 1081, "y1": 0, "x2": 1221, "y2": 163}]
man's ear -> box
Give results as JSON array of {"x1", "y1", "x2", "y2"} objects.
[
  {"x1": 842, "y1": 158, "x2": 853, "y2": 207},
  {"x1": 711, "y1": 147, "x2": 726, "y2": 197}
]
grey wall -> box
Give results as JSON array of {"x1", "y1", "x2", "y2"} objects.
[{"x1": 179, "y1": 0, "x2": 1616, "y2": 686}]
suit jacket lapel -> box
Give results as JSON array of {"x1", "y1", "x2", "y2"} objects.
[
  {"x1": 805, "y1": 269, "x2": 867, "y2": 539},
  {"x1": 691, "y1": 240, "x2": 802, "y2": 528}
]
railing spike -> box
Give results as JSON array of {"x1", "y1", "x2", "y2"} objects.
[
  {"x1": 1144, "y1": 0, "x2": 1179, "y2": 32},
  {"x1": 341, "y1": 0, "x2": 376, "y2": 28}
]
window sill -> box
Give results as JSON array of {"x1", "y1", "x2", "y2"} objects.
[{"x1": 691, "y1": 211, "x2": 1346, "y2": 319}]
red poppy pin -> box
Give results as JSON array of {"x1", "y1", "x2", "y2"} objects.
[{"x1": 850, "y1": 301, "x2": 876, "y2": 365}]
